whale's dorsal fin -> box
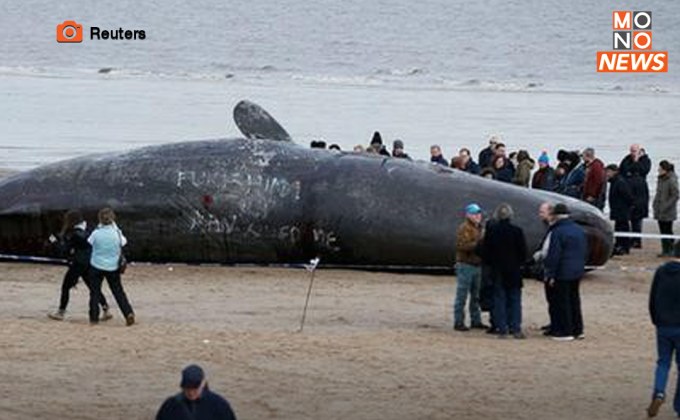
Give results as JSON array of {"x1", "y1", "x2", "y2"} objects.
[{"x1": 233, "y1": 100, "x2": 292, "y2": 142}]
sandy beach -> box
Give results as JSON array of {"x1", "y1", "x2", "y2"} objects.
[{"x1": 0, "y1": 240, "x2": 673, "y2": 420}]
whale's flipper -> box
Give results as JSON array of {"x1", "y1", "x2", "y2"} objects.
[{"x1": 233, "y1": 100, "x2": 292, "y2": 142}]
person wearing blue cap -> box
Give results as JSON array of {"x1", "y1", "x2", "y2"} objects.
[
  {"x1": 156, "y1": 364, "x2": 237, "y2": 420},
  {"x1": 453, "y1": 203, "x2": 488, "y2": 331}
]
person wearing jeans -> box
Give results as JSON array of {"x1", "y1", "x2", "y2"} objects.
[
  {"x1": 87, "y1": 207, "x2": 135, "y2": 326},
  {"x1": 482, "y1": 203, "x2": 527, "y2": 339},
  {"x1": 647, "y1": 242, "x2": 680, "y2": 417},
  {"x1": 453, "y1": 203, "x2": 486, "y2": 331}
]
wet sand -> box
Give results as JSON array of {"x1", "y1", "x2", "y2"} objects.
[{"x1": 0, "y1": 241, "x2": 673, "y2": 420}]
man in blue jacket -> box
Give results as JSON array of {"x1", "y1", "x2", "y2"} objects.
[
  {"x1": 647, "y1": 241, "x2": 680, "y2": 418},
  {"x1": 543, "y1": 203, "x2": 587, "y2": 341},
  {"x1": 156, "y1": 365, "x2": 237, "y2": 420}
]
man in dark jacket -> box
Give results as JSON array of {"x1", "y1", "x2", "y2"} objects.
[
  {"x1": 646, "y1": 241, "x2": 680, "y2": 418},
  {"x1": 156, "y1": 365, "x2": 237, "y2": 420},
  {"x1": 391, "y1": 139, "x2": 412, "y2": 160},
  {"x1": 482, "y1": 203, "x2": 528, "y2": 339},
  {"x1": 430, "y1": 145, "x2": 449, "y2": 166},
  {"x1": 478, "y1": 135, "x2": 499, "y2": 169},
  {"x1": 620, "y1": 144, "x2": 652, "y2": 248},
  {"x1": 543, "y1": 204, "x2": 587, "y2": 341},
  {"x1": 459, "y1": 148, "x2": 481, "y2": 175},
  {"x1": 606, "y1": 164, "x2": 635, "y2": 255},
  {"x1": 48, "y1": 210, "x2": 111, "y2": 321}
]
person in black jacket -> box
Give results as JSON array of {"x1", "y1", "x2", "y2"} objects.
[
  {"x1": 646, "y1": 241, "x2": 680, "y2": 418},
  {"x1": 369, "y1": 132, "x2": 391, "y2": 156},
  {"x1": 620, "y1": 144, "x2": 652, "y2": 248},
  {"x1": 430, "y1": 145, "x2": 449, "y2": 166},
  {"x1": 157, "y1": 365, "x2": 237, "y2": 420},
  {"x1": 47, "y1": 210, "x2": 111, "y2": 321},
  {"x1": 606, "y1": 164, "x2": 635, "y2": 255},
  {"x1": 482, "y1": 203, "x2": 528, "y2": 339},
  {"x1": 478, "y1": 136, "x2": 499, "y2": 169}
]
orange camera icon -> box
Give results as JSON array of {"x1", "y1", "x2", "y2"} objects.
[{"x1": 56, "y1": 20, "x2": 83, "y2": 43}]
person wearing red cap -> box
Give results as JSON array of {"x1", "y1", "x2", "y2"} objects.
[{"x1": 156, "y1": 364, "x2": 237, "y2": 420}]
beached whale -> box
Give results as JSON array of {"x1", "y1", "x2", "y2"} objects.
[{"x1": 0, "y1": 102, "x2": 613, "y2": 269}]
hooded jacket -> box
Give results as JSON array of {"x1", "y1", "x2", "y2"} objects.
[
  {"x1": 650, "y1": 261, "x2": 680, "y2": 327},
  {"x1": 513, "y1": 155, "x2": 535, "y2": 187},
  {"x1": 653, "y1": 172, "x2": 679, "y2": 222}
]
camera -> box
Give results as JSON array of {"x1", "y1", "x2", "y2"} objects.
[{"x1": 56, "y1": 20, "x2": 83, "y2": 43}]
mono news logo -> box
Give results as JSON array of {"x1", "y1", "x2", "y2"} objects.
[
  {"x1": 56, "y1": 20, "x2": 146, "y2": 43},
  {"x1": 596, "y1": 11, "x2": 667, "y2": 72}
]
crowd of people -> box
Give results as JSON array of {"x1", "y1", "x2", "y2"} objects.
[{"x1": 311, "y1": 133, "x2": 679, "y2": 258}]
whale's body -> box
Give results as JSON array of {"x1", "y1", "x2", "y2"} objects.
[{"x1": 0, "y1": 138, "x2": 613, "y2": 268}]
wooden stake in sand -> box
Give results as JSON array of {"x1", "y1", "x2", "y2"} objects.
[{"x1": 298, "y1": 257, "x2": 320, "y2": 333}]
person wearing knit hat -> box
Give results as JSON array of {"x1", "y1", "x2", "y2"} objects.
[
  {"x1": 392, "y1": 139, "x2": 412, "y2": 160},
  {"x1": 532, "y1": 151, "x2": 556, "y2": 191},
  {"x1": 369, "y1": 131, "x2": 390, "y2": 156}
]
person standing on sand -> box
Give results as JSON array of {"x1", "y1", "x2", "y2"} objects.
[
  {"x1": 453, "y1": 203, "x2": 488, "y2": 332},
  {"x1": 48, "y1": 210, "x2": 112, "y2": 322},
  {"x1": 87, "y1": 208, "x2": 135, "y2": 326},
  {"x1": 646, "y1": 241, "x2": 680, "y2": 418},
  {"x1": 652, "y1": 161, "x2": 679, "y2": 258},
  {"x1": 620, "y1": 144, "x2": 652, "y2": 249},
  {"x1": 478, "y1": 135, "x2": 499, "y2": 170},
  {"x1": 581, "y1": 148, "x2": 607, "y2": 210},
  {"x1": 533, "y1": 202, "x2": 558, "y2": 337},
  {"x1": 156, "y1": 364, "x2": 237, "y2": 420},
  {"x1": 430, "y1": 145, "x2": 449, "y2": 166},
  {"x1": 606, "y1": 164, "x2": 635, "y2": 256},
  {"x1": 482, "y1": 203, "x2": 527, "y2": 339},
  {"x1": 543, "y1": 204, "x2": 586, "y2": 342}
]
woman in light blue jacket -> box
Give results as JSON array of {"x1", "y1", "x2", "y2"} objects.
[{"x1": 88, "y1": 207, "x2": 135, "y2": 326}]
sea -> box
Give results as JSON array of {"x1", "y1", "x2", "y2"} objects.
[{"x1": 1, "y1": 0, "x2": 679, "y2": 199}]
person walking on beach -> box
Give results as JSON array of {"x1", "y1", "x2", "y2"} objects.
[
  {"x1": 646, "y1": 241, "x2": 680, "y2": 418},
  {"x1": 653, "y1": 161, "x2": 679, "y2": 257},
  {"x1": 156, "y1": 364, "x2": 237, "y2": 420},
  {"x1": 87, "y1": 208, "x2": 135, "y2": 326},
  {"x1": 606, "y1": 164, "x2": 635, "y2": 256},
  {"x1": 582, "y1": 148, "x2": 606, "y2": 210},
  {"x1": 532, "y1": 152, "x2": 555, "y2": 191},
  {"x1": 48, "y1": 210, "x2": 112, "y2": 321},
  {"x1": 482, "y1": 203, "x2": 527, "y2": 339},
  {"x1": 620, "y1": 144, "x2": 652, "y2": 249},
  {"x1": 543, "y1": 204, "x2": 587, "y2": 341},
  {"x1": 453, "y1": 203, "x2": 487, "y2": 331}
]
